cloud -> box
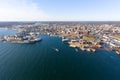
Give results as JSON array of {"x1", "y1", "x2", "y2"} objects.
[{"x1": 0, "y1": 0, "x2": 50, "y2": 21}]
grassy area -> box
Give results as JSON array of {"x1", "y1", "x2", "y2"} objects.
[
  {"x1": 111, "y1": 47, "x2": 120, "y2": 51},
  {"x1": 60, "y1": 33, "x2": 77, "y2": 38},
  {"x1": 83, "y1": 35, "x2": 95, "y2": 41}
]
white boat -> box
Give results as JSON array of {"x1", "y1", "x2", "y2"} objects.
[
  {"x1": 62, "y1": 38, "x2": 69, "y2": 42},
  {"x1": 91, "y1": 48, "x2": 96, "y2": 52},
  {"x1": 62, "y1": 37, "x2": 69, "y2": 42},
  {"x1": 86, "y1": 48, "x2": 91, "y2": 52},
  {"x1": 116, "y1": 51, "x2": 120, "y2": 55},
  {"x1": 71, "y1": 39, "x2": 78, "y2": 42},
  {"x1": 34, "y1": 37, "x2": 42, "y2": 42},
  {"x1": 53, "y1": 48, "x2": 59, "y2": 52},
  {"x1": 55, "y1": 48, "x2": 59, "y2": 52}
]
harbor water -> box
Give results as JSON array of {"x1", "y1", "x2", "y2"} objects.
[{"x1": 0, "y1": 28, "x2": 120, "y2": 80}]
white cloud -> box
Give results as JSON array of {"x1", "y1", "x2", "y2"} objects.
[
  {"x1": 1, "y1": 0, "x2": 119, "y2": 21},
  {"x1": 0, "y1": 0, "x2": 50, "y2": 21}
]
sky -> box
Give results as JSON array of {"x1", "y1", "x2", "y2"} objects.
[{"x1": 0, "y1": 0, "x2": 120, "y2": 21}]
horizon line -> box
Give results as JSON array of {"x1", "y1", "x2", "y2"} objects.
[{"x1": 1, "y1": 21, "x2": 120, "y2": 22}]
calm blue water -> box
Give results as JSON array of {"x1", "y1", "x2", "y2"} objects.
[{"x1": 0, "y1": 29, "x2": 120, "y2": 80}]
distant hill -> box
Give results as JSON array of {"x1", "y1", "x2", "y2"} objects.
[{"x1": 1, "y1": 21, "x2": 120, "y2": 27}]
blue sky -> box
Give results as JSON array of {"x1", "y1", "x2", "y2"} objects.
[{"x1": 0, "y1": 0, "x2": 120, "y2": 21}]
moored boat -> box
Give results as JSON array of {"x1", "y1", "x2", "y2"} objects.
[
  {"x1": 86, "y1": 48, "x2": 91, "y2": 52},
  {"x1": 91, "y1": 48, "x2": 96, "y2": 52},
  {"x1": 34, "y1": 37, "x2": 42, "y2": 42},
  {"x1": 116, "y1": 51, "x2": 120, "y2": 55},
  {"x1": 62, "y1": 37, "x2": 69, "y2": 42}
]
